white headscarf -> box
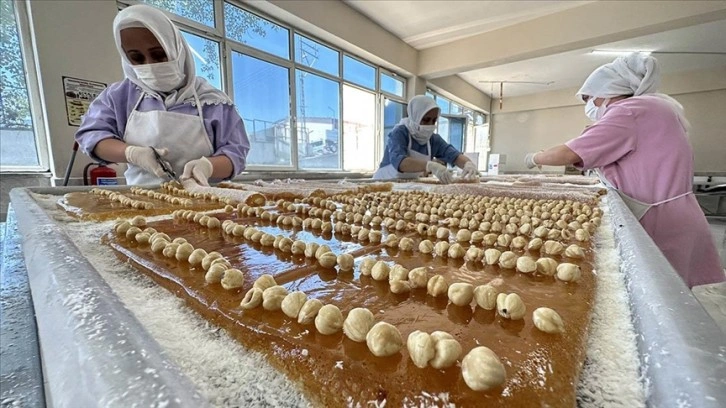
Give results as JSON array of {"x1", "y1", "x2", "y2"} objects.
[
  {"x1": 113, "y1": 4, "x2": 231, "y2": 107},
  {"x1": 398, "y1": 95, "x2": 439, "y2": 140},
  {"x1": 577, "y1": 53, "x2": 690, "y2": 132}
]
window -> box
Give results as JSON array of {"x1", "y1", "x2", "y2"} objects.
[
  {"x1": 294, "y1": 34, "x2": 338, "y2": 77},
  {"x1": 450, "y1": 101, "x2": 463, "y2": 115},
  {"x1": 380, "y1": 72, "x2": 403, "y2": 97},
  {"x1": 140, "y1": 0, "x2": 215, "y2": 27},
  {"x1": 296, "y1": 70, "x2": 339, "y2": 169},
  {"x1": 343, "y1": 56, "x2": 375, "y2": 90},
  {"x1": 232, "y1": 53, "x2": 292, "y2": 166},
  {"x1": 343, "y1": 85, "x2": 375, "y2": 171},
  {"x1": 224, "y1": 3, "x2": 289, "y2": 59},
  {"x1": 0, "y1": 0, "x2": 43, "y2": 168},
  {"x1": 181, "y1": 31, "x2": 222, "y2": 90},
  {"x1": 383, "y1": 98, "x2": 405, "y2": 138},
  {"x1": 435, "y1": 96, "x2": 450, "y2": 115}
]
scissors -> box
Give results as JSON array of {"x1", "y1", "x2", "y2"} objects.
[{"x1": 150, "y1": 147, "x2": 178, "y2": 182}]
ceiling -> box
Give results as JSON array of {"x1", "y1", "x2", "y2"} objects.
[{"x1": 344, "y1": 0, "x2": 726, "y2": 98}]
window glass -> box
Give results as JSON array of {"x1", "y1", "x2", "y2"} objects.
[
  {"x1": 231, "y1": 52, "x2": 291, "y2": 166},
  {"x1": 181, "y1": 31, "x2": 222, "y2": 90},
  {"x1": 380, "y1": 72, "x2": 403, "y2": 97},
  {"x1": 450, "y1": 101, "x2": 463, "y2": 115},
  {"x1": 343, "y1": 56, "x2": 375, "y2": 90},
  {"x1": 435, "y1": 96, "x2": 450, "y2": 115},
  {"x1": 342, "y1": 85, "x2": 375, "y2": 171},
  {"x1": 139, "y1": 0, "x2": 214, "y2": 27},
  {"x1": 383, "y1": 98, "x2": 405, "y2": 139},
  {"x1": 294, "y1": 34, "x2": 338, "y2": 76},
  {"x1": 0, "y1": 0, "x2": 39, "y2": 166},
  {"x1": 425, "y1": 91, "x2": 435, "y2": 99},
  {"x1": 475, "y1": 113, "x2": 485, "y2": 125},
  {"x1": 224, "y1": 3, "x2": 289, "y2": 59},
  {"x1": 296, "y1": 70, "x2": 340, "y2": 169},
  {"x1": 437, "y1": 116, "x2": 450, "y2": 143}
]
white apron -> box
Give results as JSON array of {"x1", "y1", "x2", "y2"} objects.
[
  {"x1": 373, "y1": 135, "x2": 431, "y2": 180},
  {"x1": 123, "y1": 91, "x2": 213, "y2": 185},
  {"x1": 595, "y1": 168, "x2": 692, "y2": 220}
]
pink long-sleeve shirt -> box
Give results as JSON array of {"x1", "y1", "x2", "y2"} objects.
[{"x1": 566, "y1": 95, "x2": 724, "y2": 287}]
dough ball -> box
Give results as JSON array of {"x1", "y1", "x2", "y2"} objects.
[
  {"x1": 243, "y1": 228, "x2": 257, "y2": 240},
  {"x1": 200, "y1": 252, "x2": 223, "y2": 271},
  {"x1": 277, "y1": 237, "x2": 292, "y2": 252},
  {"x1": 390, "y1": 280, "x2": 411, "y2": 294},
  {"x1": 398, "y1": 237, "x2": 415, "y2": 251},
  {"x1": 436, "y1": 228, "x2": 450, "y2": 240},
  {"x1": 289, "y1": 240, "x2": 306, "y2": 255},
  {"x1": 447, "y1": 243, "x2": 466, "y2": 259},
  {"x1": 510, "y1": 236, "x2": 528, "y2": 250},
  {"x1": 496, "y1": 293, "x2": 526, "y2": 320},
  {"x1": 204, "y1": 263, "x2": 227, "y2": 284},
  {"x1": 427, "y1": 275, "x2": 448, "y2": 297},
  {"x1": 314, "y1": 304, "x2": 344, "y2": 335},
  {"x1": 560, "y1": 229, "x2": 573, "y2": 240},
  {"x1": 536, "y1": 257, "x2": 558, "y2": 276},
  {"x1": 575, "y1": 228, "x2": 591, "y2": 242},
  {"x1": 542, "y1": 240, "x2": 564, "y2": 256},
  {"x1": 359, "y1": 257, "x2": 376, "y2": 276},
  {"x1": 253, "y1": 274, "x2": 277, "y2": 291},
  {"x1": 368, "y1": 230, "x2": 382, "y2": 243},
  {"x1": 337, "y1": 253, "x2": 354, "y2": 271},
  {"x1": 385, "y1": 234, "x2": 399, "y2": 248},
  {"x1": 281, "y1": 291, "x2": 308, "y2": 318},
  {"x1": 259, "y1": 233, "x2": 276, "y2": 247},
  {"x1": 429, "y1": 331, "x2": 462, "y2": 370},
  {"x1": 318, "y1": 251, "x2": 338, "y2": 268},
  {"x1": 456, "y1": 229, "x2": 472, "y2": 242},
  {"x1": 564, "y1": 244, "x2": 585, "y2": 259},
  {"x1": 232, "y1": 224, "x2": 246, "y2": 237},
  {"x1": 408, "y1": 267, "x2": 428, "y2": 288},
  {"x1": 389, "y1": 264, "x2": 409, "y2": 281},
  {"x1": 130, "y1": 215, "x2": 147, "y2": 227},
  {"x1": 262, "y1": 285, "x2": 289, "y2": 310},
  {"x1": 297, "y1": 299, "x2": 324, "y2": 325},
  {"x1": 151, "y1": 238, "x2": 169, "y2": 253},
  {"x1": 473, "y1": 284, "x2": 498, "y2": 310},
  {"x1": 162, "y1": 242, "x2": 180, "y2": 258},
  {"x1": 221, "y1": 268, "x2": 245, "y2": 290},
  {"x1": 533, "y1": 307, "x2": 565, "y2": 334},
  {"x1": 461, "y1": 346, "x2": 506, "y2": 391},
  {"x1": 407, "y1": 330, "x2": 435, "y2": 368},
  {"x1": 418, "y1": 239, "x2": 434, "y2": 254},
  {"x1": 175, "y1": 243, "x2": 195, "y2": 262},
  {"x1": 516, "y1": 256, "x2": 537, "y2": 274},
  {"x1": 448, "y1": 282, "x2": 474, "y2": 306},
  {"x1": 496, "y1": 234, "x2": 512, "y2": 248},
  {"x1": 188, "y1": 248, "x2": 208, "y2": 266},
  {"x1": 240, "y1": 288, "x2": 263, "y2": 309},
  {"x1": 498, "y1": 251, "x2": 517, "y2": 269},
  {"x1": 250, "y1": 230, "x2": 265, "y2": 243},
  {"x1": 534, "y1": 226, "x2": 549, "y2": 238},
  {"x1": 469, "y1": 231, "x2": 484, "y2": 244},
  {"x1": 518, "y1": 223, "x2": 532, "y2": 236},
  {"x1": 483, "y1": 248, "x2": 501, "y2": 265},
  {"x1": 125, "y1": 226, "x2": 142, "y2": 240},
  {"x1": 315, "y1": 244, "x2": 332, "y2": 260},
  {"x1": 547, "y1": 228, "x2": 562, "y2": 240},
  {"x1": 304, "y1": 242, "x2": 320, "y2": 258},
  {"x1": 371, "y1": 261, "x2": 391, "y2": 281},
  {"x1": 483, "y1": 233, "x2": 498, "y2": 246},
  {"x1": 504, "y1": 223, "x2": 518, "y2": 235},
  {"x1": 434, "y1": 241, "x2": 450, "y2": 257},
  {"x1": 366, "y1": 322, "x2": 403, "y2": 357},
  {"x1": 527, "y1": 237, "x2": 543, "y2": 251},
  {"x1": 556, "y1": 263, "x2": 582, "y2": 282},
  {"x1": 115, "y1": 221, "x2": 132, "y2": 235},
  {"x1": 464, "y1": 247, "x2": 482, "y2": 262},
  {"x1": 343, "y1": 307, "x2": 375, "y2": 342},
  {"x1": 357, "y1": 227, "x2": 370, "y2": 241}
]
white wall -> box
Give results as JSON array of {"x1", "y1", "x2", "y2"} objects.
[
  {"x1": 491, "y1": 68, "x2": 726, "y2": 173},
  {"x1": 28, "y1": 0, "x2": 123, "y2": 184}
]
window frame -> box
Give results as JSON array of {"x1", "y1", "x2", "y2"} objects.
[{"x1": 1, "y1": 0, "x2": 51, "y2": 172}]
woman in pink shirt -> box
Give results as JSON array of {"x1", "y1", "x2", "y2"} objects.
[{"x1": 525, "y1": 53, "x2": 724, "y2": 288}]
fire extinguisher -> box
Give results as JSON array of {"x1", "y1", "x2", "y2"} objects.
[{"x1": 83, "y1": 162, "x2": 118, "y2": 186}]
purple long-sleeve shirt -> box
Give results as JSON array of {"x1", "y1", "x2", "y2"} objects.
[{"x1": 75, "y1": 79, "x2": 250, "y2": 177}]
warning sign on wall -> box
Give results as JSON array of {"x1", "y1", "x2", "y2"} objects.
[{"x1": 62, "y1": 76, "x2": 107, "y2": 126}]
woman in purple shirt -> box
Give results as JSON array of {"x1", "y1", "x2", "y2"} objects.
[
  {"x1": 76, "y1": 4, "x2": 250, "y2": 186},
  {"x1": 524, "y1": 53, "x2": 724, "y2": 288}
]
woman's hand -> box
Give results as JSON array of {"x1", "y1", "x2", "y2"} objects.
[
  {"x1": 461, "y1": 161, "x2": 478, "y2": 178},
  {"x1": 125, "y1": 146, "x2": 169, "y2": 177},
  {"x1": 426, "y1": 161, "x2": 453, "y2": 184},
  {"x1": 181, "y1": 156, "x2": 213, "y2": 186}
]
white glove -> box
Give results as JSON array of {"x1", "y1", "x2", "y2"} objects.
[
  {"x1": 461, "y1": 161, "x2": 478, "y2": 178},
  {"x1": 524, "y1": 152, "x2": 541, "y2": 170},
  {"x1": 124, "y1": 146, "x2": 168, "y2": 178},
  {"x1": 426, "y1": 161, "x2": 453, "y2": 184},
  {"x1": 181, "y1": 156, "x2": 213, "y2": 186}
]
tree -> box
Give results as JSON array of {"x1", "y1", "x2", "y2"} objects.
[{"x1": 0, "y1": 0, "x2": 32, "y2": 129}]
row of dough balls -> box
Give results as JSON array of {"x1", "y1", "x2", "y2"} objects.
[
  {"x1": 419, "y1": 238, "x2": 586, "y2": 261},
  {"x1": 161, "y1": 182, "x2": 254, "y2": 207},
  {"x1": 91, "y1": 188, "x2": 155, "y2": 210},
  {"x1": 241, "y1": 275, "x2": 508, "y2": 392},
  {"x1": 129, "y1": 186, "x2": 194, "y2": 207}
]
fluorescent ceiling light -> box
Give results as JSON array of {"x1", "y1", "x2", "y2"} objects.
[{"x1": 591, "y1": 50, "x2": 652, "y2": 56}]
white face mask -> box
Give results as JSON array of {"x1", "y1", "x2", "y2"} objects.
[
  {"x1": 412, "y1": 125, "x2": 435, "y2": 144},
  {"x1": 585, "y1": 98, "x2": 609, "y2": 121},
  {"x1": 132, "y1": 61, "x2": 185, "y2": 92}
]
